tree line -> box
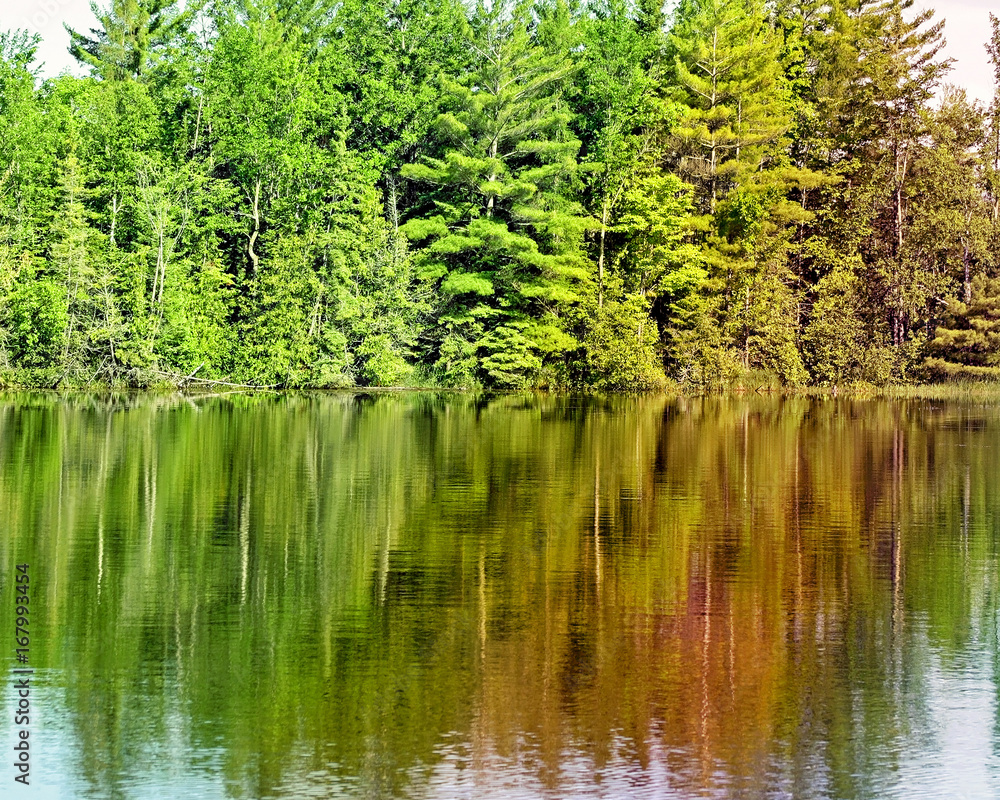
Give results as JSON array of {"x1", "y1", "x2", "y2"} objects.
[{"x1": 2, "y1": 0, "x2": 1000, "y2": 389}]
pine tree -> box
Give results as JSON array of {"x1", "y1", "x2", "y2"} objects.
[
  {"x1": 668, "y1": 0, "x2": 789, "y2": 214},
  {"x1": 49, "y1": 153, "x2": 101, "y2": 380},
  {"x1": 0, "y1": 32, "x2": 52, "y2": 276},
  {"x1": 925, "y1": 274, "x2": 1000, "y2": 381},
  {"x1": 983, "y1": 14, "x2": 1000, "y2": 265},
  {"x1": 400, "y1": 0, "x2": 589, "y2": 387},
  {"x1": 564, "y1": 0, "x2": 701, "y2": 387},
  {"x1": 66, "y1": 0, "x2": 185, "y2": 81},
  {"x1": 906, "y1": 88, "x2": 988, "y2": 306},
  {"x1": 572, "y1": 0, "x2": 666, "y2": 304},
  {"x1": 836, "y1": 0, "x2": 951, "y2": 357},
  {"x1": 665, "y1": 0, "x2": 817, "y2": 384},
  {"x1": 328, "y1": 0, "x2": 470, "y2": 175}
]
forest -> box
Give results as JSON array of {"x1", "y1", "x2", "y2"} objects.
[{"x1": 2, "y1": 0, "x2": 1000, "y2": 390}]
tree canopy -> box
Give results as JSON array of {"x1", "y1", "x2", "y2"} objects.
[{"x1": 0, "y1": 0, "x2": 998, "y2": 389}]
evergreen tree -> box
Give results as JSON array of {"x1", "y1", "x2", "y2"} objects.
[
  {"x1": 66, "y1": 0, "x2": 186, "y2": 81},
  {"x1": 666, "y1": 0, "x2": 816, "y2": 384},
  {"x1": 906, "y1": 88, "x2": 989, "y2": 306},
  {"x1": 0, "y1": 32, "x2": 52, "y2": 297},
  {"x1": 668, "y1": 0, "x2": 789, "y2": 214},
  {"x1": 401, "y1": 0, "x2": 589, "y2": 387},
  {"x1": 329, "y1": 0, "x2": 470, "y2": 176},
  {"x1": 0, "y1": 0, "x2": 997, "y2": 389},
  {"x1": 0, "y1": 38, "x2": 68, "y2": 382},
  {"x1": 830, "y1": 0, "x2": 951, "y2": 366},
  {"x1": 983, "y1": 14, "x2": 1000, "y2": 266},
  {"x1": 568, "y1": 0, "x2": 698, "y2": 387},
  {"x1": 925, "y1": 274, "x2": 1000, "y2": 381}
]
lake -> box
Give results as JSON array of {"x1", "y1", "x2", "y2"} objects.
[{"x1": 2, "y1": 392, "x2": 999, "y2": 799}]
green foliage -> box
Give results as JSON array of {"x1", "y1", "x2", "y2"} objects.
[
  {"x1": 66, "y1": 0, "x2": 186, "y2": 81},
  {"x1": 328, "y1": 0, "x2": 470, "y2": 173},
  {"x1": 584, "y1": 293, "x2": 665, "y2": 389},
  {"x1": 355, "y1": 334, "x2": 413, "y2": 386},
  {"x1": 401, "y1": 0, "x2": 590, "y2": 387},
  {"x1": 668, "y1": 0, "x2": 790, "y2": 214},
  {"x1": 0, "y1": 0, "x2": 995, "y2": 389},
  {"x1": 801, "y1": 267, "x2": 895, "y2": 385},
  {"x1": 4, "y1": 279, "x2": 68, "y2": 368},
  {"x1": 669, "y1": 290, "x2": 738, "y2": 387},
  {"x1": 158, "y1": 259, "x2": 237, "y2": 375},
  {"x1": 479, "y1": 322, "x2": 546, "y2": 389},
  {"x1": 729, "y1": 265, "x2": 808, "y2": 385},
  {"x1": 923, "y1": 358, "x2": 1000, "y2": 383},
  {"x1": 925, "y1": 274, "x2": 1000, "y2": 381},
  {"x1": 235, "y1": 233, "x2": 317, "y2": 386},
  {"x1": 803, "y1": 267, "x2": 866, "y2": 384}
]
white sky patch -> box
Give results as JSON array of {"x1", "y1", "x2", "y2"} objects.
[
  {"x1": 7, "y1": 0, "x2": 91, "y2": 78},
  {"x1": 927, "y1": 0, "x2": 997, "y2": 105}
]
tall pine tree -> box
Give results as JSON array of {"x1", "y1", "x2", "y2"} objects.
[{"x1": 401, "y1": 0, "x2": 589, "y2": 387}]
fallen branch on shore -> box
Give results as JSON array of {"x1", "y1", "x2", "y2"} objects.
[
  {"x1": 179, "y1": 362, "x2": 205, "y2": 388},
  {"x1": 150, "y1": 367, "x2": 280, "y2": 390}
]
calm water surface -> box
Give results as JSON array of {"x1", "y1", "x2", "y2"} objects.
[{"x1": 2, "y1": 393, "x2": 999, "y2": 799}]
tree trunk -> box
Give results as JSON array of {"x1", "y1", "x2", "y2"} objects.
[
  {"x1": 963, "y1": 242, "x2": 971, "y2": 303},
  {"x1": 192, "y1": 94, "x2": 204, "y2": 154},
  {"x1": 486, "y1": 137, "x2": 498, "y2": 217},
  {"x1": 709, "y1": 27, "x2": 719, "y2": 213},
  {"x1": 743, "y1": 284, "x2": 750, "y2": 369},
  {"x1": 597, "y1": 198, "x2": 608, "y2": 309},
  {"x1": 248, "y1": 179, "x2": 261, "y2": 275},
  {"x1": 157, "y1": 226, "x2": 166, "y2": 306},
  {"x1": 109, "y1": 194, "x2": 118, "y2": 248},
  {"x1": 894, "y1": 147, "x2": 905, "y2": 259}
]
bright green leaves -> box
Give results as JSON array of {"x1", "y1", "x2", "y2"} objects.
[
  {"x1": 669, "y1": 0, "x2": 790, "y2": 214},
  {"x1": 568, "y1": 1, "x2": 697, "y2": 384},
  {"x1": 206, "y1": 8, "x2": 318, "y2": 276},
  {"x1": 0, "y1": 32, "x2": 53, "y2": 286},
  {"x1": 2, "y1": 0, "x2": 997, "y2": 390},
  {"x1": 666, "y1": 0, "x2": 811, "y2": 385},
  {"x1": 584, "y1": 294, "x2": 665, "y2": 389},
  {"x1": 329, "y1": 0, "x2": 470, "y2": 173},
  {"x1": 66, "y1": 0, "x2": 186, "y2": 82},
  {"x1": 613, "y1": 170, "x2": 699, "y2": 294},
  {"x1": 479, "y1": 323, "x2": 545, "y2": 388},
  {"x1": 441, "y1": 271, "x2": 494, "y2": 296},
  {"x1": 802, "y1": 264, "x2": 891, "y2": 385},
  {"x1": 791, "y1": 0, "x2": 954, "y2": 378},
  {"x1": 4, "y1": 280, "x2": 68, "y2": 370},
  {"x1": 925, "y1": 274, "x2": 1000, "y2": 380},
  {"x1": 401, "y1": 0, "x2": 589, "y2": 387}
]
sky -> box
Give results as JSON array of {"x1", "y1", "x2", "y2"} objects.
[{"x1": 4, "y1": 0, "x2": 999, "y2": 105}]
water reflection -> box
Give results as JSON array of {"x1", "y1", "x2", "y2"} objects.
[{"x1": 1, "y1": 393, "x2": 999, "y2": 798}]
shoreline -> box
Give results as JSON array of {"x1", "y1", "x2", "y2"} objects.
[{"x1": 4, "y1": 382, "x2": 1000, "y2": 401}]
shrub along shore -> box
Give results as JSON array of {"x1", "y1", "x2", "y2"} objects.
[{"x1": 2, "y1": 0, "x2": 1000, "y2": 391}]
